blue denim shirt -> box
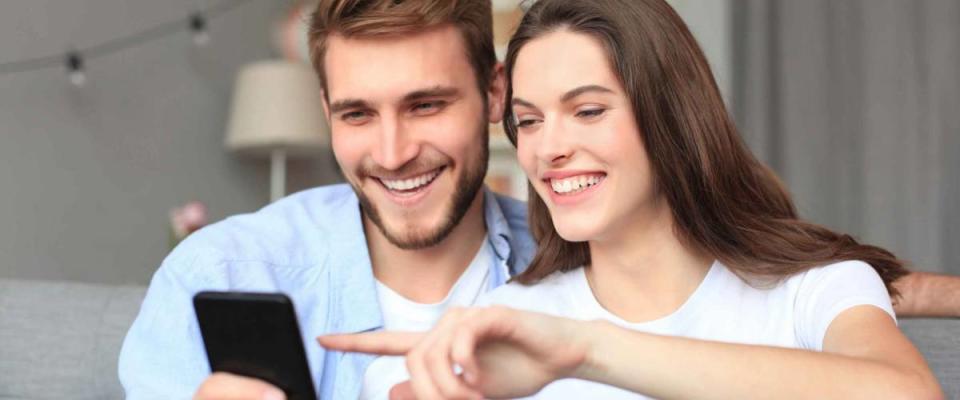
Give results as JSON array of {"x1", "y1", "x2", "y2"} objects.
[{"x1": 118, "y1": 184, "x2": 534, "y2": 399}]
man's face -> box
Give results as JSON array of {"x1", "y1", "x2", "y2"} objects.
[{"x1": 323, "y1": 25, "x2": 497, "y2": 249}]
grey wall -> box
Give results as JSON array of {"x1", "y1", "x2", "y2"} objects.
[{"x1": 0, "y1": 0, "x2": 340, "y2": 285}]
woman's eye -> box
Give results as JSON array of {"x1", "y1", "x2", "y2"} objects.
[
  {"x1": 576, "y1": 108, "x2": 606, "y2": 118},
  {"x1": 516, "y1": 118, "x2": 540, "y2": 128}
]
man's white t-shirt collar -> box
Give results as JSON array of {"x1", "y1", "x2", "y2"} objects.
[{"x1": 361, "y1": 239, "x2": 495, "y2": 399}]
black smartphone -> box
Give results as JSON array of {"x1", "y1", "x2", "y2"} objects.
[{"x1": 193, "y1": 291, "x2": 317, "y2": 400}]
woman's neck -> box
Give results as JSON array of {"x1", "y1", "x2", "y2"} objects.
[{"x1": 586, "y1": 200, "x2": 713, "y2": 323}]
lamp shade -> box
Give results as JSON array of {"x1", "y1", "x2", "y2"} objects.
[{"x1": 225, "y1": 60, "x2": 328, "y2": 157}]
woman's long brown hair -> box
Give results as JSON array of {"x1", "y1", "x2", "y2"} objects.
[{"x1": 503, "y1": 0, "x2": 909, "y2": 297}]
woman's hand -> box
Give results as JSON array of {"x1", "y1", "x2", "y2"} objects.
[{"x1": 318, "y1": 305, "x2": 593, "y2": 399}]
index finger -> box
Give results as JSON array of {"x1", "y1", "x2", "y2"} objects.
[{"x1": 317, "y1": 331, "x2": 424, "y2": 356}]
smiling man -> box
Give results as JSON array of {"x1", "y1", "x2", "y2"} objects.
[
  {"x1": 118, "y1": 1, "x2": 531, "y2": 399},
  {"x1": 117, "y1": 0, "x2": 960, "y2": 399}
]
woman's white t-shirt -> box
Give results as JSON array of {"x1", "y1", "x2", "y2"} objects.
[{"x1": 478, "y1": 260, "x2": 895, "y2": 399}]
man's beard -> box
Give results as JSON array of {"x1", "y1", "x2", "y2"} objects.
[{"x1": 353, "y1": 127, "x2": 489, "y2": 250}]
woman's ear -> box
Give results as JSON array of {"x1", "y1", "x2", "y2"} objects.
[{"x1": 487, "y1": 63, "x2": 507, "y2": 123}]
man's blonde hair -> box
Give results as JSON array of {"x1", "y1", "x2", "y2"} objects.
[{"x1": 309, "y1": 0, "x2": 497, "y2": 97}]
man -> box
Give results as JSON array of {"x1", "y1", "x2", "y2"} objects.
[
  {"x1": 118, "y1": 0, "x2": 960, "y2": 399},
  {"x1": 120, "y1": 1, "x2": 525, "y2": 399}
]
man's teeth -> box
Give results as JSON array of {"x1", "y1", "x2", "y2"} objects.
[
  {"x1": 381, "y1": 169, "x2": 441, "y2": 191},
  {"x1": 550, "y1": 175, "x2": 604, "y2": 194}
]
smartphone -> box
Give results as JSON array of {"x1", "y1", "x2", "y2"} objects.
[{"x1": 193, "y1": 291, "x2": 317, "y2": 400}]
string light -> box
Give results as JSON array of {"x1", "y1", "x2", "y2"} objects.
[
  {"x1": 189, "y1": 13, "x2": 210, "y2": 46},
  {"x1": 0, "y1": 0, "x2": 251, "y2": 81},
  {"x1": 65, "y1": 51, "x2": 86, "y2": 87}
]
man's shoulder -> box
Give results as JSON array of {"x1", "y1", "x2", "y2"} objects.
[
  {"x1": 491, "y1": 192, "x2": 528, "y2": 229},
  {"x1": 489, "y1": 193, "x2": 535, "y2": 266},
  {"x1": 165, "y1": 184, "x2": 360, "y2": 275}
]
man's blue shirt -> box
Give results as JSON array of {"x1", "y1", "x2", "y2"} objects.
[{"x1": 118, "y1": 184, "x2": 534, "y2": 399}]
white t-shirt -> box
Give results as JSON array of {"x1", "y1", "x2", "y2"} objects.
[
  {"x1": 478, "y1": 260, "x2": 895, "y2": 399},
  {"x1": 360, "y1": 240, "x2": 494, "y2": 399}
]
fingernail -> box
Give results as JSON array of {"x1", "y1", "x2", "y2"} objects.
[{"x1": 263, "y1": 388, "x2": 286, "y2": 400}]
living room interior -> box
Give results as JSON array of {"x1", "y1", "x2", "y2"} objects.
[{"x1": 0, "y1": 0, "x2": 957, "y2": 399}]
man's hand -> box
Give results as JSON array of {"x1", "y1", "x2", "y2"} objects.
[
  {"x1": 318, "y1": 306, "x2": 592, "y2": 400},
  {"x1": 893, "y1": 271, "x2": 960, "y2": 318},
  {"x1": 193, "y1": 372, "x2": 286, "y2": 400}
]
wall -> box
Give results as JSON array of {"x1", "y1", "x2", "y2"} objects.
[{"x1": 0, "y1": 0, "x2": 340, "y2": 285}]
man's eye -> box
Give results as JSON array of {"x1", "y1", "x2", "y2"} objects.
[
  {"x1": 411, "y1": 101, "x2": 446, "y2": 115},
  {"x1": 341, "y1": 111, "x2": 369, "y2": 122},
  {"x1": 576, "y1": 108, "x2": 606, "y2": 118}
]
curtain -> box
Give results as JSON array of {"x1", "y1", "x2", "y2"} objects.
[{"x1": 731, "y1": 0, "x2": 960, "y2": 273}]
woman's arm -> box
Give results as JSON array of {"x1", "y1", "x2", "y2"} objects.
[
  {"x1": 320, "y1": 305, "x2": 942, "y2": 400},
  {"x1": 578, "y1": 305, "x2": 942, "y2": 399},
  {"x1": 893, "y1": 271, "x2": 960, "y2": 318}
]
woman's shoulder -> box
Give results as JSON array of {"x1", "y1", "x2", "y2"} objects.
[
  {"x1": 760, "y1": 259, "x2": 889, "y2": 310},
  {"x1": 787, "y1": 259, "x2": 894, "y2": 349},
  {"x1": 787, "y1": 259, "x2": 882, "y2": 289}
]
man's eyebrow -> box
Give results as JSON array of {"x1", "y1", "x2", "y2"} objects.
[
  {"x1": 402, "y1": 86, "x2": 460, "y2": 103},
  {"x1": 328, "y1": 87, "x2": 459, "y2": 113},
  {"x1": 328, "y1": 99, "x2": 370, "y2": 114},
  {"x1": 560, "y1": 85, "x2": 615, "y2": 102}
]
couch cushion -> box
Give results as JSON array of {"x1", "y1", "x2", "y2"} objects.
[
  {"x1": 0, "y1": 279, "x2": 146, "y2": 400},
  {"x1": 901, "y1": 318, "x2": 960, "y2": 398}
]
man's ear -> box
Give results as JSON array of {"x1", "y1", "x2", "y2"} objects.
[{"x1": 487, "y1": 63, "x2": 507, "y2": 124}]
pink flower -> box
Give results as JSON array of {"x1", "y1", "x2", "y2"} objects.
[{"x1": 170, "y1": 201, "x2": 208, "y2": 241}]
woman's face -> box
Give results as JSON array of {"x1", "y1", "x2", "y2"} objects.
[{"x1": 513, "y1": 30, "x2": 660, "y2": 242}]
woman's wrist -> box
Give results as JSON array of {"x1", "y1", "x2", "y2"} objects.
[{"x1": 569, "y1": 319, "x2": 623, "y2": 382}]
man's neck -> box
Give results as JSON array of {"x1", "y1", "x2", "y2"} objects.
[{"x1": 366, "y1": 192, "x2": 487, "y2": 304}]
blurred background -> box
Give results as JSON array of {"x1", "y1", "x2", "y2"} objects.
[{"x1": 0, "y1": 0, "x2": 956, "y2": 287}]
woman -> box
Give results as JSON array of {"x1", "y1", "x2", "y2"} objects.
[{"x1": 320, "y1": 0, "x2": 942, "y2": 398}]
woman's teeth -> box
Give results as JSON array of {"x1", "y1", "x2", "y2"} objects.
[
  {"x1": 381, "y1": 169, "x2": 441, "y2": 191},
  {"x1": 550, "y1": 174, "x2": 604, "y2": 194}
]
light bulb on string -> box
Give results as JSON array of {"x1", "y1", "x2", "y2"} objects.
[
  {"x1": 189, "y1": 13, "x2": 210, "y2": 46},
  {"x1": 65, "y1": 51, "x2": 86, "y2": 87}
]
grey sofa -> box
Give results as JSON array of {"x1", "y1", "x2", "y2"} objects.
[
  {"x1": 1, "y1": 278, "x2": 957, "y2": 399},
  {"x1": 0, "y1": 279, "x2": 145, "y2": 399}
]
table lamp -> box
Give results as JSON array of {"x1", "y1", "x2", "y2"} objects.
[{"x1": 225, "y1": 60, "x2": 329, "y2": 202}]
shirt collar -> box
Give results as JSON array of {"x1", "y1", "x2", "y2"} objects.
[
  {"x1": 325, "y1": 186, "x2": 514, "y2": 334},
  {"x1": 482, "y1": 187, "x2": 515, "y2": 268},
  {"x1": 325, "y1": 191, "x2": 382, "y2": 334}
]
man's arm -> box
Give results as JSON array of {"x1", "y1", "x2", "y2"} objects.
[
  {"x1": 118, "y1": 253, "x2": 215, "y2": 398},
  {"x1": 893, "y1": 271, "x2": 960, "y2": 318}
]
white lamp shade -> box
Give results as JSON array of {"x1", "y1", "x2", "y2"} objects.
[{"x1": 225, "y1": 60, "x2": 329, "y2": 158}]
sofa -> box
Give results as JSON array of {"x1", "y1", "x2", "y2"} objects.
[{"x1": 1, "y1": 278, "x2": 958, "y2": 399}]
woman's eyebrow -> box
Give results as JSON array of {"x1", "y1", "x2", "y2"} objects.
[
  {"x1": 512, "y1": 84, "x2": 615, "y2": 109},
  {"x1": 560, "y1": 84, "x2": 614, "y2": 102},
  {"x1": 511, "y1": 97, "x2": 538, "y2": 109}
]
